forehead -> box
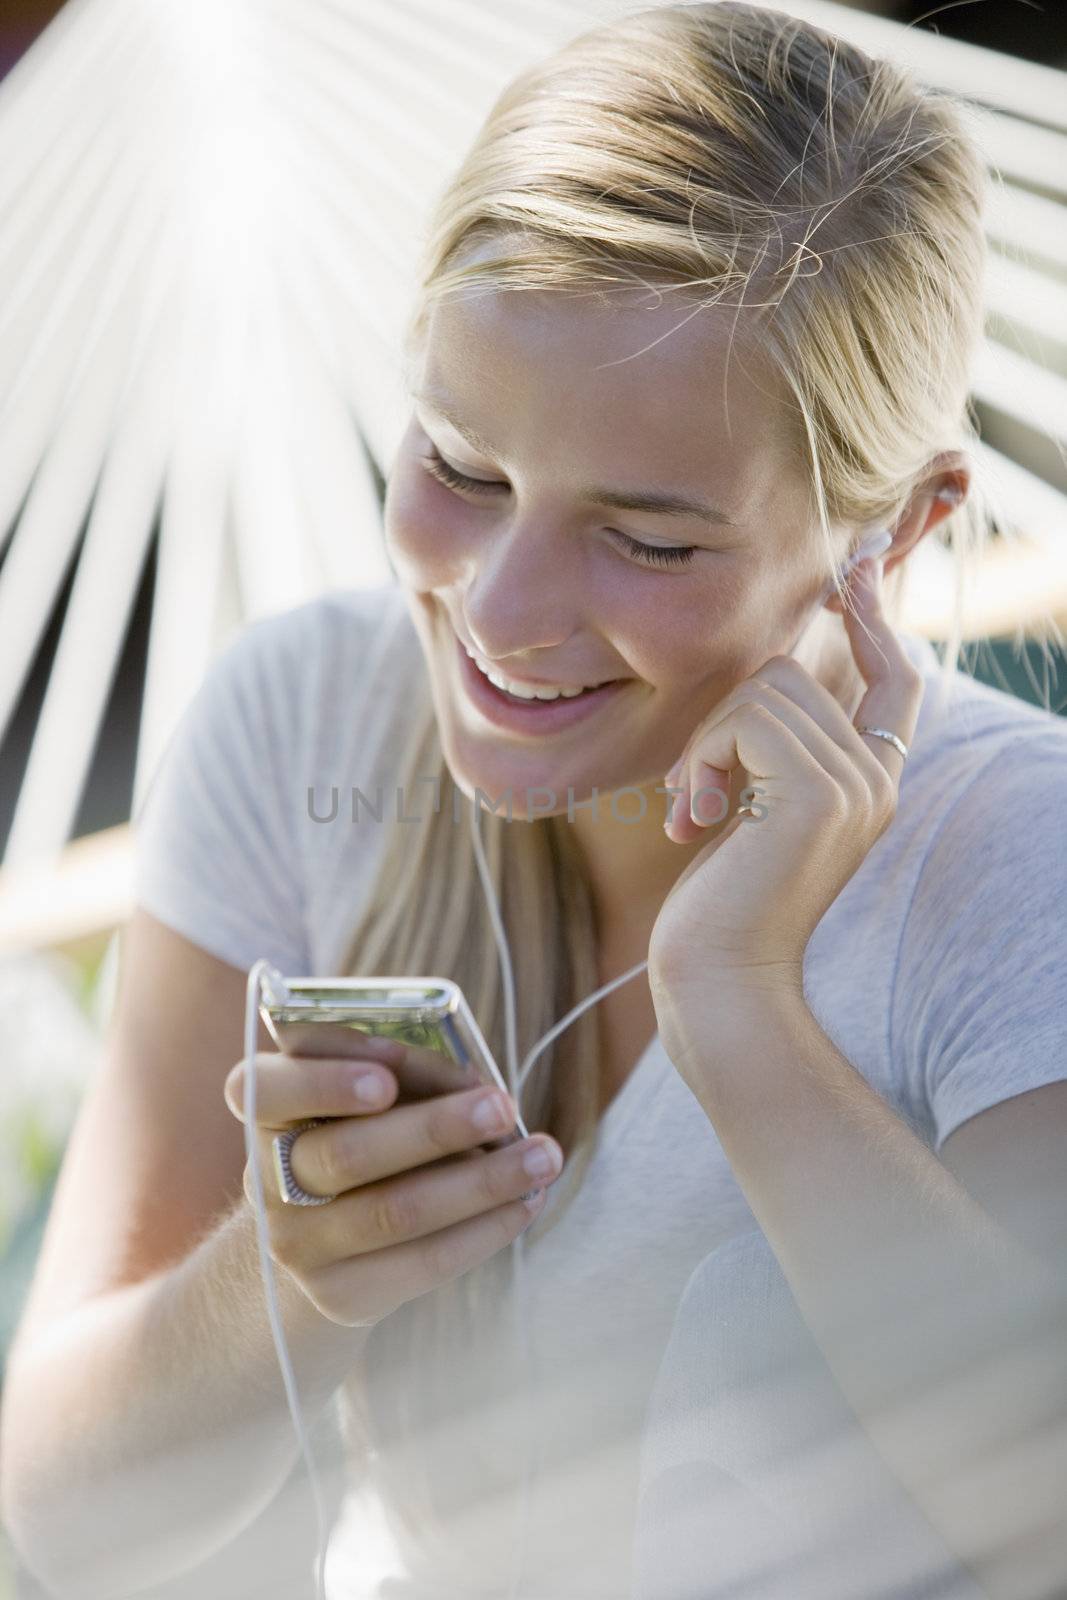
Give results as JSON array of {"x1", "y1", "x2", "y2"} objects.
[{"x1": 417, "y1": 279, "x2": 801, "y2": 503}]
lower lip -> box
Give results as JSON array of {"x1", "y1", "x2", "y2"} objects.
[{"x1": 453, "y1": 632, "x2": 627, "y2": 733}]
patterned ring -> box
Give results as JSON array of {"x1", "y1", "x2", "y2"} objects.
[
  {"x1": 272, "y1": 1118, "x2": 335, "y2": 1206},
  {"x1": 855, "y1": 725, "x2": 909, "y2": 762}
]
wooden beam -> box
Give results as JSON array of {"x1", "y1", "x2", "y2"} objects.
[{"x1": 0, "y1": 823, "x2": 132, "y2": 958}]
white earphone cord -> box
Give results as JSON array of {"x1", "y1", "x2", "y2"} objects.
[
  {"x1": 243, "y1": 960, "x2": 334, "y2": 1600},
  {"x1": 239, "y1": 520, "x2": 925, "y2": 1592},
  {"x1": 489, "y1": 522, "x2": 902, "y2": 1591},
  {"x1": 242, "y1": 800, "x2": 647, "y2": 1599}
]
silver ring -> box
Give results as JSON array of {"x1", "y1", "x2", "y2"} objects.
[
  {"x1": 272, "y1": 1118, "x2": 335, "y2": 1206},
  {"x1": 855, "y1": 725, "x2": 909, "y2": 762}
]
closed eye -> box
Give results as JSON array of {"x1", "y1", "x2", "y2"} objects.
[{"x1": 419, "y1": 447, "x2": 698, "y2": 570}]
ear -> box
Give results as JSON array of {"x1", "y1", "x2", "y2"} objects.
[{"x1": 822, "y1": 451, "x2": 971, "y2": 615}]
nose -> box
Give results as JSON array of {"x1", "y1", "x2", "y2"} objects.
[{"x1": 460, "y1": 520, "x2": 578, "y2": 663}]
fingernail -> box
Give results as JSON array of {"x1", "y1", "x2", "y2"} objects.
[
  {"x1": 353, "y1": 1072, "x2": 388, "y2": 1105},
  {"x1": 471, "y1": 1090, "x2": 510, "y2": 1132},
  {"x1": 523, "y1": 1141, "x2": 562, "y2": 1178}
]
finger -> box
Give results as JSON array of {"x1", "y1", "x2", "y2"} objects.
[
  {"x1": 388, "y1": 1042, "x2": 484, "y2": 1101},
  {"x1": 268, "y1": 1026, "x2": 407, "y2": 1069},
  {"x1": 665, "y1": 734, "x2": 749, "y2": 841},
  {"x1": 284, "y1": 1084, "x2": 523, "y2": 1203},
  {"x1": 666, "y1": 753, "x2": 750, "y2": 843},
  {"x1": 666, "y1": 699, "x2": 835, "y2": 845},
  {"x1": 662, "y1": 652, "x2": 858, "y2": 836},
  {"x1": 743, "y1": 656, "x2": 876, "y2": 758},
  {"x1": 697, "y1": 684, "x2": 872, "y2": 810},
  {"x1": 842, "y1": 557, "x2": 924, "y2": 777},
  {"x1": 224, "y1": 1053, "x2": 398, "y2": 1129},
  {"x1": 667, "y1": 679, "x2": 834, "y2": 844},
  {"x1": 266, "y1": 1020, "x2": 478, "y2": 1103},
  {"x1": 662, "y1": 555, "x2": 920, "y2": 842},
  {"x1": 287, "y1": 1125, "x2": 559, "y2": 1272},
  {"x1": 332, "y1": 1148, "x2": 554, "y2": 1273},
  {"x1": 306, "y1": 1188, "x2": 548, "y2": 1321},
  {"x1": 682, "y1": 667, "x2": 904, "y2": 841},
  {"x1": 667, "y1": 638, "x2": 897, "y2": 807}
]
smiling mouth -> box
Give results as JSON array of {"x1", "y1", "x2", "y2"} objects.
[
  {"x1": 482, "y1": 677, "x2": 611, "y2": 705},
  {"x1": 468, "y1": 660, "x2": 616, "y2": 702},
  {"x1": 450, "y1": 626, "x2": 630, "y2": 729},
  {"x1": 457, "y1": 636, "x2": 622, "y2": 701}
]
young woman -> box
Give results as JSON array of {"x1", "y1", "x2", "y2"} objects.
[{"x1": 5, "y1": 5, "x2": 1066, "y2": 1599}]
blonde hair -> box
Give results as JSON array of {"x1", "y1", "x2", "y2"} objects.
[{"x1": 334, "y1": 0, "x2": 1010, "y2": 1567}]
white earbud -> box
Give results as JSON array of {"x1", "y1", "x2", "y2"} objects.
[
  {"x1": 819, "y1": 525, "x2": 893, "y2": 605},
  {"x1": 842, "y1": 524, "x2": 894, "y2": 577}
]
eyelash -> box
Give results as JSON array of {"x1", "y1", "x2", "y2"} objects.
[{"x1": 419, "y1": 447, "x2": 697, "y2": 569}]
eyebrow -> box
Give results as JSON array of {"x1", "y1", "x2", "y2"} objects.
[{"x1": 413, "y1": 392, "x2": 740, "y2": 529}]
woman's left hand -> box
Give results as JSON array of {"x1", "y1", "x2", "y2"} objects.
[{"x1": 647, "y1": 556, "x2": 925, "y2": 1002}]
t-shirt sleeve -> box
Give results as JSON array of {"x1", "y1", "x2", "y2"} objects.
[
  {"x1": 131, "y1": 609, "x2": 314, "y2": 978},
  {"x1": 892, "y1": 727, "x2": 1067, "y2": 1154}
]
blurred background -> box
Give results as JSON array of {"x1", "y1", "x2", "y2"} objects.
[{"x1": 0, "y1": 0, "x2": 1064, "y2": 1593}]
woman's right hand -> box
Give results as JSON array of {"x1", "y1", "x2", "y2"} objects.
[{"x1": 222, "y1": 1049, "x2": 563, "y2": 1328}]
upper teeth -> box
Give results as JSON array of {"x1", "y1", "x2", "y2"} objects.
[{"x1": 464, "y1": 644, "x2": 602, "y2": 700}]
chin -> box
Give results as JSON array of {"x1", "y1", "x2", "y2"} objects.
[
  {"x1": 433, "y1": 721, "x2": 577, "y2": 827},
  {"x1": 439, "y1": 735, "x2": 552, "y2": 821}
]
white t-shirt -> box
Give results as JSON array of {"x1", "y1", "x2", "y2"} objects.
[{"x1": 132, "y1": 582, "x2": 1067, "y2": 1599}]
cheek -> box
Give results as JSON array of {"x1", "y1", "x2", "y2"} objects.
[
  {"x1": 384, "y1": 460, "x2": 468, "y2": 585},
  {"x1": 618, "y1": 566, "x2": 755, "y2": 684}
]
